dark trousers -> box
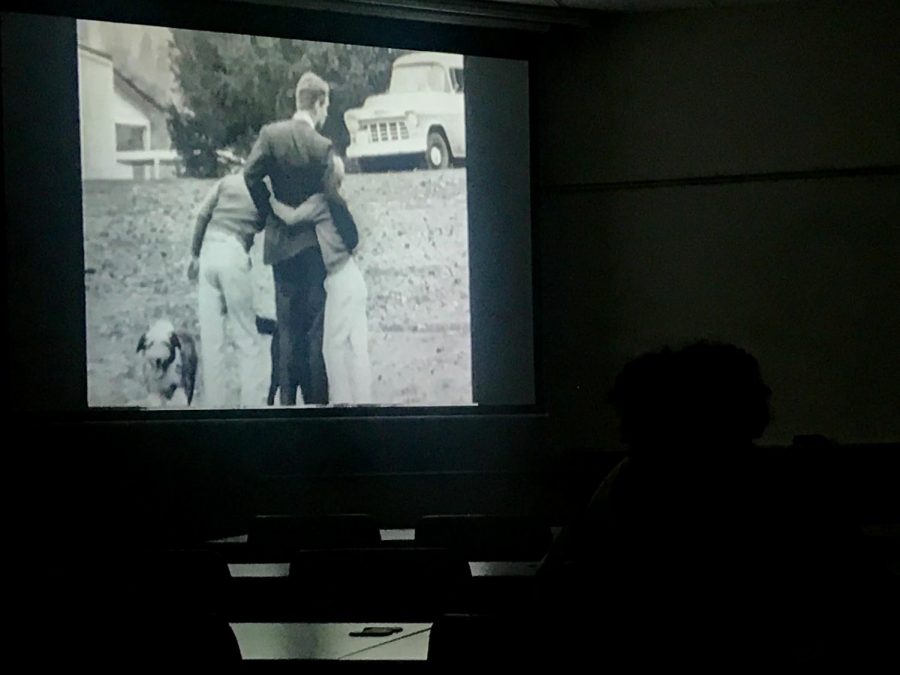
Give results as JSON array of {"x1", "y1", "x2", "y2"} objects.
[{"x1": 272, "y1": 248, "x2": 327, "y2": 405}]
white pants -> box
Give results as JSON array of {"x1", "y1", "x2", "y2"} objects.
[
  {"x1": 198, "y1": 233, "x2": 266, "y2": 407},
  {"x1": 323, "y1": 258, "x2": 372, "y2": 404}
]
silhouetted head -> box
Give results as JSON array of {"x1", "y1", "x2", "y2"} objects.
[
  {"x1": 609, "y1": 346, "x2": 676, "y2": 452},
  {"x1": 610, "y1": 341, "x2": 771, "y2": 456},
  {"x1": 673, "y1": 341, "x2": 771, "y2": 447}
]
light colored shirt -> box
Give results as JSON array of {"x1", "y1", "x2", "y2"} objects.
[
  {"x1": 278, "y1": 193, "x2": 351, "y2": 274},
  {"x1": 191, "y1": 172, "x2": 263, "y2": 256}
]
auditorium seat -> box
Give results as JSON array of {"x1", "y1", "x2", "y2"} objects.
[
  {"x1": 287, "y1": 547, "x2": 471, "y2": 621},
  {"x1": 428, "y1": 613, "x2": 539, "y2": 667},
  {"x1": 248, "y1": 514, "x2": 383, "y2": 557},
  {"x1": 414, "y1": 514, "x2": 552, "y2": 561}
]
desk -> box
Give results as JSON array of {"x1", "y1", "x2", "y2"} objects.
[
  {"x1": 230, "y1": 623, "x2": 431, "y2": 660},
  {"x1": 342, "y1": 629, "x2": 431, "y2": 661},
  {"x1": 212, "y1": 530, "x2": 416, "y2": 546},
  {"x1": 229, "y1": 563, "x2": 291, "y2": 577},
  {"x1": 228, "y1": 561, "x2": 540, "y2": 578}
]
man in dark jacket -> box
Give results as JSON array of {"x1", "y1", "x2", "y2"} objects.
[{"x1": 244, "y1": 72, "x2": 333, "y2": 405}]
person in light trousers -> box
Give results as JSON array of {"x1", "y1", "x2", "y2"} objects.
[
  {"x1": 268, "y1": 155, "x2": 372, "y2": 404},
  {"x1": 188, "y1": 168, "x2": 267, "y2": 407}
]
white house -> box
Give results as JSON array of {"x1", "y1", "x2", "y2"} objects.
[{"x1": 77, "y1": 43, "x2": 179, "y2": 180}]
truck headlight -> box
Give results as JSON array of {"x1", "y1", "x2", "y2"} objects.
[{"x1": 405, "y1": 111, "x2": 418, "y2": 129}]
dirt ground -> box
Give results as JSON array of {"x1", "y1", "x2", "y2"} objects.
[{"x1": 82, "y1": 168, "x2": 472, "y2": 408}]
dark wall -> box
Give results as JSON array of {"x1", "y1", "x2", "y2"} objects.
[{"x1": 534, "y1": 0, "x2": 900, "y2": 449}]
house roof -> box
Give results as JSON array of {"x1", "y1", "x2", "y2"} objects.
[
  {"x1": 78, "y1": 43, "x2": 113, "y2": 62},
  {"x1": 78, "y1": 42, "x2": 167, "y2": 113},
  {"x1": 113, "y1": 69, "x2": 167, "y2": 113}
]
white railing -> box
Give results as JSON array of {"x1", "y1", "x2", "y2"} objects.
[{"x1": 117, "y1": 149, "x2": 180, "y2": 179}]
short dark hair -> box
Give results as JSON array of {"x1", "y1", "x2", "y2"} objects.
[
  {"x1": 295, "y1": 71, "x2": 329, "y2": 112},
  {"x1": 609, "y1": 347, "x2": 675, "y2": 448},
  {"x1": 673, "y1": 341, "x2": 771, "y2": 443},
  {"x1": 610, "y1": 341, "x2": 771, "y2": 449}
]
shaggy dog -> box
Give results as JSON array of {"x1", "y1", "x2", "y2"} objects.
[{"x1": 136, "y1": 320, "x2": 198, "y2": 406}]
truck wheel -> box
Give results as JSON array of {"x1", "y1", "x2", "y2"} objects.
[{"x1": 426, "y1": 131, "x2": 451, "y2": 169}]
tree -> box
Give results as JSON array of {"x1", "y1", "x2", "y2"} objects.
[
  {"x1": 167, "y1": 104, "x2": 220, "y2": 178},
  {"x1": 168, "y1": 30, "x2": 405, "y2": 176}
]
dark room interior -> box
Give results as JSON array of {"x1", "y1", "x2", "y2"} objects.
[{"x1": 4, "y1": 0, "x2": 898, "y2": 668}]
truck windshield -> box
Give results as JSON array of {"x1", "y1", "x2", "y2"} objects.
[{"x1": 389, "y1": 64, "x2": 448, "y2": 93}]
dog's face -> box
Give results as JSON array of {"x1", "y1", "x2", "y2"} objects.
[{"x1": 137, "y1": 320, "x2": 184, "y2": 399}]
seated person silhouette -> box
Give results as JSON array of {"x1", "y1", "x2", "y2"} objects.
[{"x1": 536, "y1": 341, "x2": 893, "y2": 670}]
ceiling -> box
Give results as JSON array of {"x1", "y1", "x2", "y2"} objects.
[
  {"x1": 230, "y1": 0, "x2": 798, "y2": 29},
  {"x1": 477, "y1": 0, "x2": 789, "y2": 8}
]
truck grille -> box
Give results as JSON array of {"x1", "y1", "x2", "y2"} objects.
[{"x1": 365, "y1": 121, "x2": 409, "y2": 143}]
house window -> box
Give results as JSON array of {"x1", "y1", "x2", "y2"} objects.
[{"x1": 116, "y1": 124, "x2": 146, "y2": 151}]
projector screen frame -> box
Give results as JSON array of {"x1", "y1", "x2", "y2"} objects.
[{"x1": 3, "y1": 0, "x2": 546, "y2": 425}]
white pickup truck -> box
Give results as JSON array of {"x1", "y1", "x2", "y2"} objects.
[{"x1": 344, "y1": 51, "x2": 465, "y2": 171}]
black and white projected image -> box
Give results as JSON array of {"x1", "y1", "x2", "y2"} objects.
[{"x1": 78, "y1": 19, "x2": 472, "y2": 409}]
